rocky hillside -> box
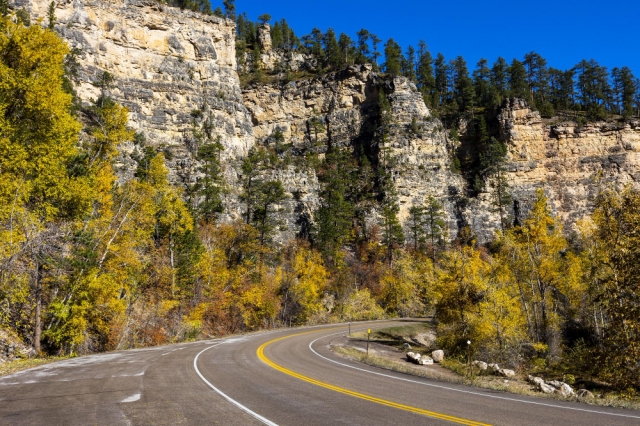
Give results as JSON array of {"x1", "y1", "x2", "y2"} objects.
[{"x1": 14, "y1": 0, "x2": 640, "y2": 242}]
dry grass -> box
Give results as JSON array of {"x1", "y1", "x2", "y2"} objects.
[
  {"x1": 0, "y1": 356, "x2": 70, "y2": 377},
  {"x1": 335, "y1": 325, "x2": 640, "y2": 411}
]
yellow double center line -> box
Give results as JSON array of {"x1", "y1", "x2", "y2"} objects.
[{"x1": 257, "y1": 329, "x2": 490, "y2": 426}]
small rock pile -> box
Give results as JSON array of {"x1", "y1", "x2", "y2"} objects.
[
  {"x1": 528, "y1": 375, "x2": 593, "y2": 398},
  {"x1": 406, "y1": 349, "x2": 445, "y2": 366},
  {"x1": 472, "y1": 360, "x2": 515, "y2": 378}
]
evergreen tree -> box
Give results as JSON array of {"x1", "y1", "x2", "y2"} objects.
[
  {"x1": 370, "y1": 34, "x2": 382, "y2": 69},
  {"x1": 253, "y1": 180, "x2": 287, "y2": 246},
  {"x1": 575, "y1": 59, "x2": 611, "y2": 120},
  {"x1": 408, "y1": 206, "x2": 426, "y2": 251},
  {"x1": 416, "y1": 41, "x2": 435, "y2": 107},
  {"x1": 47, "y1": 1, "x2": 56, "y2": 30},
  {"x1": 355, "y1": 28, "x2": 370, "y2": 64},
  {"x1": 508, "y1": 59, "x2": 529, "y2": 99},
  {"x1": 523, "y1": 51, "x2": 549, "y2": 108},
  {"x1": 402, "y1": 45, "x2": 417, "y2": 83},
  {"x1": 473, "y1": 58, "x2": 492, "y2": 108},
  {"x1": 338, "y1": 33, "x2": 355, "y2": 66},
  {"x1": 314, "y1": 149, "x2": 355, "y2": 259},
  {"x1": 548, "y1": 67, "x2": 576, "y2": 111},
  {"x1": 195, "y1": 136, "x2": 225, "y2": 223},
  {"x1": 323, "y1": 28, "x2": 342, "y2": 69},
  {"x1": 491, "y1": 57, "x2": 509, "y2": 104},
  {"x1": 451, "y1": 56, "x2": 475, "y2": 113},
  {"x1": 257, "y1": 13, "x2": 271, "y2": 25},
  {"x1": 222, "y1": 0, "x2": 235, "y2": 20},
  {"x1": 423, "y1": 196, "x2": 446, "y2": 261},
  {"x1": 383, "y1": 38, "x2": 403, "y2": 76},
  {"x1": 611, "y1": 66, "x2": 636, "y2": 118},
  {"x1": 434, "y1": 53, "x2": 449, "y2": 106},
  {"x1": 240, "y1": 147, "x2": 271, "y2": 224}
]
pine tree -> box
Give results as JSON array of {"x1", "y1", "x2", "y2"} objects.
[
  {"x1": 370, "y1": 34, "x2": 382, "y2": 69},
  {"x1": 47, "y1": 2, "x2": 56, "y2": 30},
  {"x1": 338, "y1": 33, "x2": 355, "y2": 66},
  {"x1": 574, "y1": 59, "x2": 611, "y2": 120},
  {"x1": 508, "y1": 59, "x2": 529, "y2": 99},
  {"x1": 253, "y1": 180, "x2": 287, "y2": 246},
  {"x1": 523, "y1": 51, "x2": 549, "y2": 109},
  {"x1": 473, "y1": 58, "x2": 492, "y2": 108},
  {"x1": 416, "y1": 41, "x2": 435, "y2": 107},
  {"x1": 423, "y1": 196, "x2": 446, "y2": 261},
  {"x1": 222, "y1": 0, "x2": 235, "y2": 20},
  {"x1": 402, "y1": 45, "x2": 417, "y2": 83},
  {"x1": 491, "y1": 57, "x2": 509, "y2": 104},
  {"x1": 451, "y1": 56, "x2": 475, "y2": 114},
  {"x1": 355, "y1": 28, "x2": 370, "y2": 64},
  {"x1": 434, "y1": 53, "x2": 449, "y2": 106},
  {"x1": 383, "y1": 38, "x2": 403, "y2": 76},
  {"x1": 195, "y1": 136, "x2": 225, "y2": 222},
  {"x1": 314, "y1": 149, "x2": 355, "y2": 259},
  {"x1": 408, "y1": 206, "x2": 425, "y2": 251},
  {"x1": 323, "y1": 28, "x2": 342, "y2": 69}
]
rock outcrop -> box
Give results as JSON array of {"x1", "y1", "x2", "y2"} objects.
[
  {"x1": 471, "y1": 98, "x2": 640, "y2": 240},
  {"x1": 10, "y1": 0, "x2": 640, "y2": 242},
  {"x1": 243, "y1": 65, "x2": 466, "y2": 238},
  {"x1": 12, "y1": 0, "x2": 254, "y2": 204}
]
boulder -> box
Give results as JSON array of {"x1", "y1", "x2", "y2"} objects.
[
  {"x1": 418, "y1": 356, "x2": 434, "y2": 365},
  {"x1": 558, "y1": 383, "x2": 575, "y2": 397},
  {"x1": 576, "y1": 389, "x2": 594, "y2": 400},
  {"x1": 538, "y1": 382, "x2": 556, "y2": 394},
  {"x1": 472, "y1": 361, "x2": 488, "y2": 370},
  {"x1": 527, "y1": 375, "x2": 545, "y2": 386},
  {"x1": 488, "y1": 363, "x2": 500, "y2": 373},
  {"x1": 498, "y1": 368, "x2": 516, "y2": 378},
  {"x1": 403, "y1": 342, "x2": 412, "y2": 350},
  {"x1": 431, "y1": 350, "x2": 445, "y2": 363},
  {"x1": 548, "y1": 380, "x2": 563, "y2": 389},
  {"x1": 406, "y1": 352, "x2": 422, "y2": 363}
]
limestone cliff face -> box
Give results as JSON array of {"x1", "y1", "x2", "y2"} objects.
[
  {"x1": 13, "y1": 0, "x2": 253, "y2": 196},
  {"x1": 11, "y1": 1, "x2": 640, "y2": 242},
  {"x1": 470, "y1": 98, "x2": 640, "y2": 240},
  {"x1": 243, "y1": 65, "x2": 466, "y2": 239}
]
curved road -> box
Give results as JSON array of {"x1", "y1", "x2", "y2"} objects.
[{"x1": 1, "y1": 320, "x2": 639, "y2": 425}]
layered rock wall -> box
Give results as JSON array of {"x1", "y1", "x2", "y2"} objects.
[
  {"x1": 10, "y1": 1, "x2": 640, "y2": 242},
  {"x1": 12, "y1": 0, "x2": 253, "y2": 197},
  {"x1": 470, "y1": 98, "x2": 640, "y2": 240}
]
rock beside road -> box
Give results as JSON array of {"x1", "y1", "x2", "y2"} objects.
[
  {"x1": 472, "y1": 360, "x2": 488, "y2": 370},
  {"x1": 431, "y1": 350, "x2": 444, "y2": 363},
  {"x1": 576, "y1": 389, "x2": 594, "y2": 400},
  {"x1": 499, "y1": 368, "x2": 516, "y2": 378}
]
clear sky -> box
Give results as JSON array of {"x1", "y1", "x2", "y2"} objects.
[{"x1": 233, "y1": 0, "x2": 639, "y2": 75}]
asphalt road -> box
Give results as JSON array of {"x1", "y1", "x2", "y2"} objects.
[{"x1": 1, "y1": 320, "x2": 639, "y2": 425}]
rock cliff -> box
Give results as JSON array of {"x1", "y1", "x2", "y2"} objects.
[
  {"x1": 490, "y1": 99, "x2": 640, "y2": 238},
  {"x1": 10, "y1": 0, "x2": 640, "y2": 242}
]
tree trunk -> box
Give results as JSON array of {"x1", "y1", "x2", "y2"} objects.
[{"x1": 34, "y1": 262, "x2": 43, "y2": 354}]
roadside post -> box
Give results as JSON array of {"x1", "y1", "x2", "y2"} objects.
[
  {"x1": 467, "y1": 340, "x2": 472, "y2": 379},
  {"x1": 367, "y1": 329, "x2": 371, "y2": 356}
]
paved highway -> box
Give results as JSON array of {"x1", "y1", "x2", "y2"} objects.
[{"x1": 1, "y1": 320, "x2": 638, "y2": 425}]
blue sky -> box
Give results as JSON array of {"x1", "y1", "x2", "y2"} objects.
[{"x1": 234, "y1": 0, "x2": 639, "y2": 75}]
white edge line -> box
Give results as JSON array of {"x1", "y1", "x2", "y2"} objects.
[
  {"x1": 193, "y1": 344, "x2": 278, "y2": 426},
  {"x1": 309, "y1": 330, "x2": 640, "y2": 420}
]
